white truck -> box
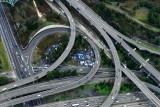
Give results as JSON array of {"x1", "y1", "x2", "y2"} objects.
[{"x1": 72, "y1": 103, "x2": 79, "y2": 107}]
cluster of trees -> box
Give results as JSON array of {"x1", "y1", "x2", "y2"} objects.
[
  {"x1": 95, "y1": 2, "x2": 117, "y2": 20},
  {"x1": 46, "y1": 11, "x2": 61, "y2": 22},
  {"x1": 155, "y1": 37, "x2": 160, "y2": 45},
  {"x1": 26, "y1": 16, "x2": 39, "y2": 30},
  {"x1": 148, "y1": 7, "x2": 160, "y2": 28},
  {"x1": 120, "y1": 82, "x2": 136, "y2": 93},
  {"x1": 41, "y1": 69, "x2": 78, "y2": 81},
  {"x1": 138, "y1": 1, "x2": 154, "y2": 9},
  {"x1": 8, "y1": 1, "x2": 39, "y2": 46},
  {"x1": 41, "y1": 35, "x2": 68, "y2": 64},
  {"x1": 35, "y1": 0, "x2": 45, "y2": 5},
  {"x1": 71, "y1": 34, "x2": 90, "y2": 54},
  {"x1": 83, "y1": 0, "x2": 160, "y2": 45},
  {"x1": 64, "y1": 34, "x2": 90, "y2": 63},
  {"x1": 100, "y1": 50, "x2": 113, "y2": 68},
  {"x1": 94, "y1": 81, "x2": 137, "y2": 94},
  {"x1": 94, "y1": 80, "x2": 113, "y2": 95},
  {"x1": 95, "y1": 80, "x2": 113, "y2": 89},
  {"x1": 135, "y1": 1, "x2": 160, "y2": 28},
  {"x1": 132, "y1": 1, "x2": 153, "y2": 11},
  {"x1": 35, "y1": 0, "x2": 65, "y2": 24},
  {"x1": 0, "y1": 76, "x2": 11, "y2": 86}
]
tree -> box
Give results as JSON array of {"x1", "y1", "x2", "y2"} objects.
[
  {"x1": 0, "y1": 76, "x2": 10, "y2": 86},
  {"x1": 155, "y1": 37, "x2": 160, "y2": 45},
  {"x1": 100, "y1": 49, "x2": 113, "y2": 68},
  {"x1": 138, "y1": 1, "x2": 154, "y2": 9},
  {"x1": 148, "y1": 7, "x2": 160, "y2": 27},
  {"x1": 46, "y1": 11, "x2": 61, "y2": 21},
  {"x1": 36, "y1": 0, "x2": 45, "y2": 5},
  {"x1": 98, "y1": 2, "x2": 105, "y2": 11},
  {"x1": 26, "y1": 16, "x2": 39, "y2": 30},
  {"x1": 54, "y1": 12, "x2": 61, "y2": 20}
]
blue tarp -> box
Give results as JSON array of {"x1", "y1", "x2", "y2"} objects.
[{"x1": 77, "y1": 53, "x2": 84, "y2": 57}]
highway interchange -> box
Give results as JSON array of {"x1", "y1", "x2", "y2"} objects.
[
  {"x1": 0, "y1": 26, "x2": 101, "y2": 103},
  {"x1": 67, "y1": 0, "x2": 160, "y2": 82},
  {"x1": 0, "y1": 0, "x2": 77, "y2": 92},
  {"x1": 0, "y1": 0, "x2": 159, "y2": 107},
  {"x1": 64, "y1": 0, "x2": 160, "y2": 106},
  {"x1": 0, "y1": 24, "x2": 101, "y2": 106}
]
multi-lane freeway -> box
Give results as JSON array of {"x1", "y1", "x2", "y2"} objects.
[
  {"x1": 2, "y1": 2, "x2": 100, "y2": 106},
  {"x1": 0, "y1": 71, "x2": 114, "y2": 102},
  {"x1": 68, "y1": 0, "x2": 160, "y2": 82},
  {"x1": 0, "y1": 0, "x2": 159, "y2": 107},
  {"x1": 0, "y1": 25, "x2": 74, "y2": 92},
  {"x1": 77, "y1": 0, "x2": 160, "y2": 82},
  {"x1": 0, "y1": 26, "x2": 101, "y2": 102},
  {"x1": 0, "y1": 65, "x2": 152, "y2": 104},
  {"x1": 0, "y1": 0, "x2": 76, "y2": 92},
  {"x1": 35, "y1": 92, "x2": 153, "y2": 107},
  {"x1": 0, "y1": 28, "x2": 101, "y2": 106},
  {"x1": 64, "y1": 0, "x2": 160, "y2": 106},
  {"x1": 121, "y1": 65, "x2": 160, "y2": 106},
  {"x1": 0, "y1": 1, "x2": 102, "y2": 104},
  {"x1": 0, "y1": 2, "x2": 29, "y2": 79},
  {"x1": 57, "y1": 1, "x2": 123, "y2": 106}
]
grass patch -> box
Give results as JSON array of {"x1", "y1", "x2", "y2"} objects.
[
  {"x1": 94, "y1": 84, "x2": 112, "y2": 95},
  {"x1": 0, "y1": 38, "x2": 11, "y2": 72},
  {"x1": 135, "y1": 7, "x2": 149, "y2": 21}
]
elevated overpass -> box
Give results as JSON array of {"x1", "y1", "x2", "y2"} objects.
[
  {"x1": 0, "y1": 0, "x2": 159, "y2": 107},
  {"x1": 0, "y1": 0, "x2": 76, "y2": 92},
  {"x1": 0, "y1": 30, "x2": 101, "y2": 107},
  {"x1": 64, "y1": 0, "x2": 160, "y2": 106}
]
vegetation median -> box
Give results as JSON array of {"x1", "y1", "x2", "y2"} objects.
[{"x1": 0, "y1": 38, "x2": 11, "y2": 72}]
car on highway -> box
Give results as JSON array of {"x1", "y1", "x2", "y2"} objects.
[{"x1": 72, "y1": 103, "x2": 79, "y2": 107}]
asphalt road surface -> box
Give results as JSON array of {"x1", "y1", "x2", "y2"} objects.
[
  {"x1": 0, "y1": 0, "x2": 76, "y2": 92},
  {"x1": 0, "y1": 28, "x2": 100, "y2": 106},
  {"x1": 35, "y1": 92, "x2": 153, "y2": 107},
  {"x1": 0, "y1": 3, "x2": 29, "y2": 79},
  {"x1": 64, "y1": 0, "x2": 160, "y2": 106}
]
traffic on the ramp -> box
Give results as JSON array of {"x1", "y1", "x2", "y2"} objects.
[{"x1": 0, "y1": 0, "x2": 159, "y2": 107}]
